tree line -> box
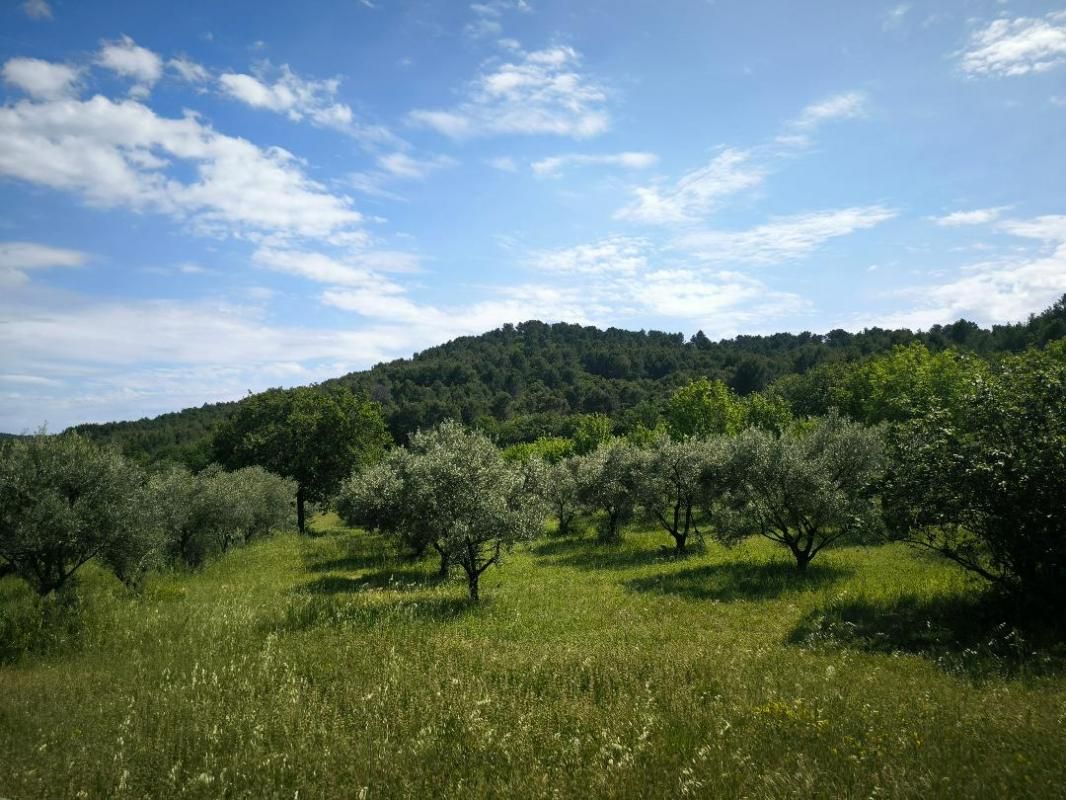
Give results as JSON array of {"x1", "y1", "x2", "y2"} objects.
[
  {"x1": 334, "y1": 338, "x2": 1065, "y2": 606},
  {"x1": 68, "y1": 296, "x2": 1066, "y2": 465},
  {"x1": 4, "y1": 331, "x2": 1063, "y2": 614}
]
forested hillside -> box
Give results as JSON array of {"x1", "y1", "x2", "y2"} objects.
[{"x1": 72, "y1": 296, "x2": 1066, "y2": 466}]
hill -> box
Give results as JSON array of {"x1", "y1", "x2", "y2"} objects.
[{"x1": 71, "y1": 296, "x2": 1066, "y2": 466}]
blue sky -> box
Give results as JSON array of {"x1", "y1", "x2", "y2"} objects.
[{"x1": 1, "y1": 0, "x2": 1065, "y2": 431}]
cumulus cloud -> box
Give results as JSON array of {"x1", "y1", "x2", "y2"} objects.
[
  {"x1": 614, "y1": 148, "x2": 766, "y2": 224},
  {"x1": 531, "y1": 151, "x2": 658, "y2": 177},
  {"x1": 96, "y1": 36, "x2": 163, "y2": 97},
  {"x1": 0, "y1": 241, "x2": 88, "y2": 285},
  {"x1": 2, "y1": 57, "x2": 81, "y2": 100},
  {"x1": 958, "y1": 13, "x2": 1066, "y2": 76},
  {"x1": 0, "y1": 94, "x2": 363, "y2": 241},
  {"x1": 409, "y1": 45, "x2": 610, "y2": 139}
]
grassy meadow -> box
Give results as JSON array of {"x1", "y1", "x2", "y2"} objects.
[{"x1": 2, "y1": 515, "x2": 1065, "y2": 799}]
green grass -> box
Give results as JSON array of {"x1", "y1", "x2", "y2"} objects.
[{"x1": 2, "y1": 516, "x2": 1065, "y2": 799}]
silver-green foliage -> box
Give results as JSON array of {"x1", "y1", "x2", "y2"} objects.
[
  {"x1": 340, "y1": 422, "x2": 546, "y2": 600},
  {"x1": 574, "y1": 440, "x2": 641, "y2": 543},
  {"x1": 0, "y1": 433, "x2": 145, "y2": 594},
  {"x1": 719, "y1": 413, "x2": 885, "y2": 570},
  {"x1": 631, "y1": 435, "x2": 730, "y2": 553}
]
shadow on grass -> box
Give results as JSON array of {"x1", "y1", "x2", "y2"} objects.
[
  {"x1": 303, "y1": 532, "x2": 396, "y2": 574},
  {"x1": 532, "y1": 536, "x2": 702, "y2": 571},
  {"x1": 626, "y1": 560, "x2": 849, "y2": 602},
  {"x1": 280, "y1": 593, "x2": 473, "y2": 632},
  {"x1": 790, "y1": 592, "x2": 1066, "y2": 678},
  {"x1": 302, "y1": 567, "x2": 445, "y2": 595}
]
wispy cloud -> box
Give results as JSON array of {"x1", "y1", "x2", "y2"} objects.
[
  {"x1": 931, "y1": 207, "x2": 1006, "y2": 226},
  {"x1": 615, "y1": 92, "x2": 869, "y2": 225},
  {"x1": 958, "y1": 12, "x2": 1066, "y2": 77},
  {"x1": 531, "y1": 151, "x2": 657, "y2": 177},
  {"x1": 860, "y1": 214, "x2": 1066, "y2": 329},
  {"x1": 677, "y1": 206, "x2": 897, "y2": 265},
  {"x1": 528, "y1": 236, "x2": 650, "y2": 274},
  {"x1": 614, "y1": 148, "x2": 765, "y2": 224},
  {"x1": 21, "y1": 0, "x2": 52, "y2": 21},
  {"x1": 218, "y1": 63, "x2": 396, "y2": 145},
  {"x1": 0, "y1": 241, "x2": 88, "y2": 285},
  {"x1": 409, "y1": 45, "x2": 609, "y2": 139}
]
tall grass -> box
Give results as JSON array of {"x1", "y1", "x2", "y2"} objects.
[{"x1": 2, "y1": 515, "x2": 1064, "y2": 798}]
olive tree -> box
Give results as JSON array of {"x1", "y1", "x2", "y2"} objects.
[
  {"x1": 543, "y1": 457, "x2": 581, "y2": 536},
  {"x1": 882, "y1": 344, "x2": 1066, "y2": 605},
  {"x1": 0, "y1": 433, "x2": 145, "y2": 595},
  {"x1": 632, "y1": 435, "x2": 730, "y2": 553},
  {"x1": 721, "y1": 414, "x2": 885, "y2": 571},
  {"x1": 575, "y1": 440, "x2": 640, "y2": 543},
  {"x1": 336, "y1": 449, "x2": 452, "y2": 576},
  {"x1": 406, "y1": 422, "x2": 546, "y2": 601}
]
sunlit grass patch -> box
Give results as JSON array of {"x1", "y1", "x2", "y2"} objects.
[{"x1": 2, "y1": 516, "x2": 1065, "y2": 798}]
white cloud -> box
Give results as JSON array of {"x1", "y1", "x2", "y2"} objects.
[
  {"x1": 614, "y1": 148, "x2": 765, "y2": 224},
  {"x1": 169, "y1": 57, "x2": 210, "y2": 84},
  {"x1": 626, "y1": 268, "x2": 806, "y2": 323},
  {"x1": 861, "y1": 214, "x2": 1066, "y2": 329},
  {"x1": 96, "y1": 36, "x2": 163, "y2": 97},
  {"x1": 528, "y1": 236, "x2": 650, "y2": 275},
  {"x1": 791, "y1": 91, "x2": 868, "y2": 130},
  {"x1": 347, "y1": 151, "x2": 457, "y2": 198},
  {"x1": 998, "y1": 214, "x2": 1066, "y2": 241},
  {"x1": 958, "y1": 13, "x2": 1066, "y2": 76},
  {"x1": 218, "y1": 63, "x2": 395, "y2": 145},
  {"x1": 409, "y1": 45, "x2": 610, "y2": 139},
  {"x1": 2, "y1": 57, "x2": 81, "y2": 100},
  {"x1": 0, "y1": 94, "x2": 363, "y2": 241},
  {"x1": 931, "y1": 207, "x2": 1006, "y2": 226},
  {"x1": 464, "y1": 1, "x2": 533, "y2": 39},
  {"x1": 253, "y1": 247, "x2": 420, "y2": 287},
  {"x1": 531, "y1": 151, "x2": 658, "y2": 177},
  {"x1": 22, "y1": 0, "x2": 52, "y2": 20},
  {"x1": 0, "y1": 241, "x2": 87, "y2": 285},
  {"x1": 377, "y1": 151, "x2": 457, "y2": 179},
  {"x1": 486, "y1": 155, "x2": 518, "y2": 172},
  {"x1": 677, "y1": 206, "x2": 897, "y2": 265}
]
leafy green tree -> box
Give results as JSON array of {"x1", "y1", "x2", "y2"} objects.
[
  {"x1": 213, "y1": 386, "x2": 389, "y2": 533},
  {"x1": 741, "y1": 391, "x2": 794, "y2": 435},
  {"x1": 572, "y1": 414, "x2": 614, "y2": 455},
  {"x1": 883, "y1": 344, "x2": 1066, "y2": 604},
  {"x1": 501, "y1": 436, "x2": 575, "y2": 464},
  {"x1": 0, "y1": 433, "x2": 145, "y2": 595},
  {"x1": 575, "y1": 440, "x2": 641, "y2": 543},
  {"x1": 632, "y1": 435, "x2": 729, "y2": 553},
  {"x1": 666, "y1": 378, "x2": 742, "y2": 439},
  {"x1": 406, "y1": 422, "x2": 545, "y2": 600},
  {"x1": 832, "y1": 343, "x2": 987, "y2": 424},
  {"x1": 721, "y1": 414, "x2": 885, "y2": 571}
]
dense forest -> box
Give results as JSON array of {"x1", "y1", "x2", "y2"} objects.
[{"x1": 71, "y1": 296, "x2": 1066, "y2": 467}]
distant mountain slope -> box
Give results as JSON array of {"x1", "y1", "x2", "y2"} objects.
[{"x1": 71, "y1": 297, "x2": 1066, "y2": 466}]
